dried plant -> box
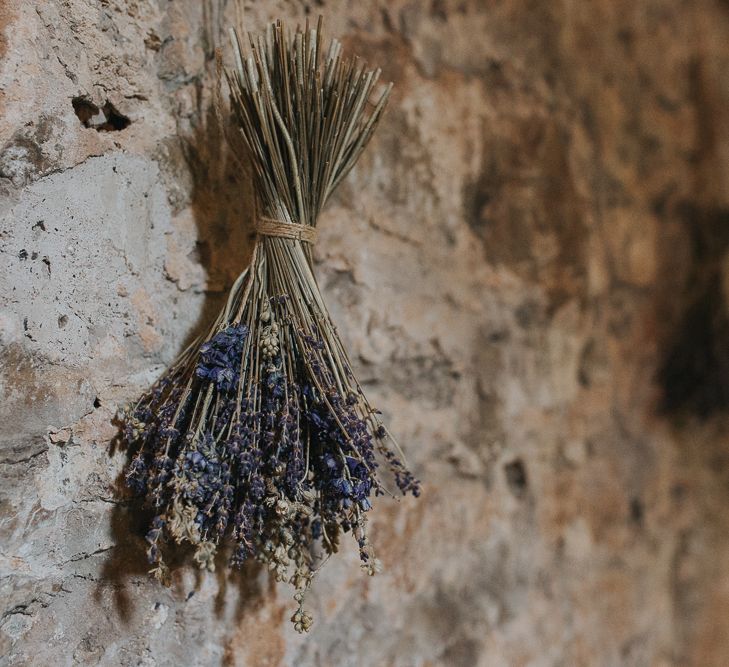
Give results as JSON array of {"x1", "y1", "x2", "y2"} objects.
[{"x1": 123, "y1": 18, "x2": 420, "y2": 632}]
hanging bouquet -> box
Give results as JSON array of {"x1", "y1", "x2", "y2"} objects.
[{"x1": 123, "y1": 18, "x2": 420, "y2": 632}]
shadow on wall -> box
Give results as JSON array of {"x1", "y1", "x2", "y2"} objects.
[
  {"x1": 656, "y1": 57, "x2": 729, "y2": 421},
  {"x1": 97, "y1": 102, "x2": 263, "y2": 624},
  {"x1": 179, "y1": 103, "x2": 257, "y2": 349}
]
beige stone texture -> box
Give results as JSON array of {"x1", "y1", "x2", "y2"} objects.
[{"x1": 2, "y1": 1, "x2": 729, "y2": 666}]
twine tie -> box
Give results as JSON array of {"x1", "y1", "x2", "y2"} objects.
[{"x1": 256, "y1": 216, "x2": 318, "y2": 244}]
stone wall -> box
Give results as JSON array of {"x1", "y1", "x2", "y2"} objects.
[{"x1": 2, "y1": 1, "x2": 729, "y2": 665}]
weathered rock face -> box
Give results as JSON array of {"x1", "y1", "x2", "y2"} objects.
[{"x1": 2, "y1": 1, "x2": 729, "y2": 665}]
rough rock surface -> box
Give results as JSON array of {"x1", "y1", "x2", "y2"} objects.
[{"x1": 2, "y1": 1, "x2": 729, "y2": 665}]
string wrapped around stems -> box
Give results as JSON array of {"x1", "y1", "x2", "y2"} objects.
[{"x1": 123, "y1": 18, "x2": 420, "y2": 632}]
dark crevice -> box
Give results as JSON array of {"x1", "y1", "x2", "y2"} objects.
[
  {"x1": 504, "y1": 459, "x2": 528, "y2": 497},
  {"x1": 630, "y1": 497, "x2": 644, "y2": 525},
  {"x1": 72, "y1": 97, "x2": 131, "y2": 132}
]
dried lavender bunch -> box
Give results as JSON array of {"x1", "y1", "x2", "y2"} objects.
[{"x1": 123, "y1": 18, "x2": 419, "y2": 632}]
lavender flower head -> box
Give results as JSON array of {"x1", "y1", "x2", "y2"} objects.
[{"x1": 196, "y1": 325, "x2": 248, "y2": 392}]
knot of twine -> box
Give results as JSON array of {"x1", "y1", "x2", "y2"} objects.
[{"x1": 255, "y1": 217, "x2": 318, "y2": 244}]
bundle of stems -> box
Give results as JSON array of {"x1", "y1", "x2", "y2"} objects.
[{"x1": 123, "y1": 18, "x2": 419, "y2": 632}]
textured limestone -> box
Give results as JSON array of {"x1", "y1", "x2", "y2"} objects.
[{"x1": 2, "y1": 1, "x2": 729, "y2": 666}]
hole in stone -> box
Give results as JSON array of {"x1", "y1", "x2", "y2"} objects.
[
  {"x1": 72, "y1": 97, "x2": 130, "y2": 132},
  {"x1": 72, "y1": 97, "x2": 99, "y2": 125},
  {"x1": 93, "y1": 397, "x2": 101, "y2": 409},
  {"x1": 630, "y1": 497, "x2": 644, "y2": 525},
  {"x1": 100, "y1": 102, "x2": 131, "y2": 131},
  {"x1": 58, "y1": 314, "x2": 68, "y2": 329},
  {"x1": 504, "y1": 458, "x2": 528, "y2": 497}
]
